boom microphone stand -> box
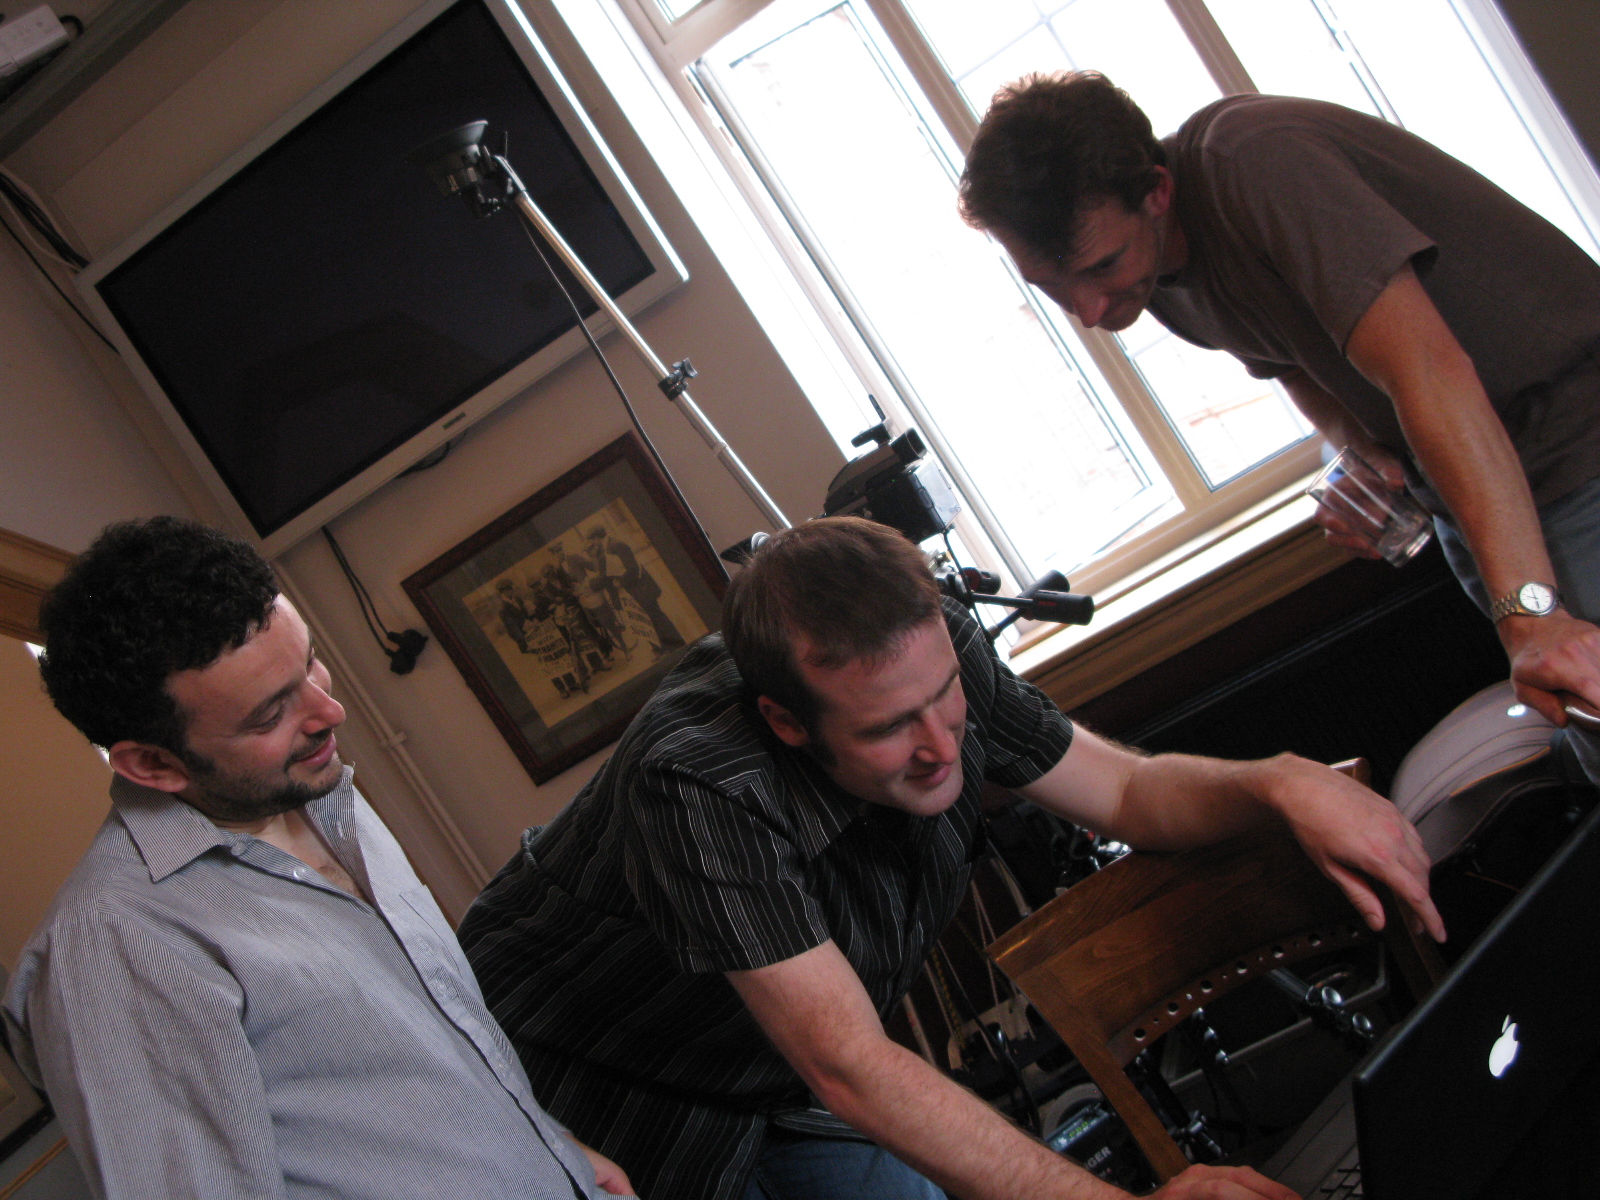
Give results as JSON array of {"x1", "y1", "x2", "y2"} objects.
[{"x1": 409, "y1": 122, "x2": 790, "y2": 532}]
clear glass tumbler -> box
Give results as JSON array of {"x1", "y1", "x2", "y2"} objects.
[{"x1": 1306, "y1": 448, "x2": 1434, "y2": 566}]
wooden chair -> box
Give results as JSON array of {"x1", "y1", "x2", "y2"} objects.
[{"x1": 986, "y1": 760, "x2": 1445, "y2": 1183}]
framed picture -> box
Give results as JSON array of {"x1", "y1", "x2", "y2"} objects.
[{"x1": 404, "y1": 434, "x2": 727, "y2": 783}]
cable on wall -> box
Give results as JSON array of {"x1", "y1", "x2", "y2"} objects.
[{"x1": 321, "y1": 528, "x2": 428, "y2": 675}]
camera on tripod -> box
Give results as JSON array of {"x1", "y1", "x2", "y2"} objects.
[{"x1": 724, "y1": 417, "x2": 1094, "y2": 637}]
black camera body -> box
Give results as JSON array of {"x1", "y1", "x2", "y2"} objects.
[{"x1": 821, "y1": 426, "x2": 962, "y2": 545}]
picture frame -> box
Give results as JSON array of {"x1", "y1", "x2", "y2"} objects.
[{"x1": 403, "y1": 434, "x2": 727, "y2": 783}]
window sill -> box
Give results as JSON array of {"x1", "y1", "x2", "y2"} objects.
[{"x1": 1012, "y1": 476, "x2": 1349, "y2": 712}]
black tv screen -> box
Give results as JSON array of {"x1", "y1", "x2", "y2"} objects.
[{"x1": 93, "y1": 0, "x2": 658, "y2": 541}]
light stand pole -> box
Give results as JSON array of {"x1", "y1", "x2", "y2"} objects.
[{"x1": 410, "y1": 122, "x2": 790, "y2": 532}]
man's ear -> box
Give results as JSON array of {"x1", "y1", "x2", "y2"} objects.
[
  {"x1": 1143, "y1": 166, "x2": 1174, "y2": 217},
  {"x1": 755, "y1": 696, "x2": 810, "y2": 749},
  {"x1": 106, "y1": 741, "x2": 193, "y2": 794}
]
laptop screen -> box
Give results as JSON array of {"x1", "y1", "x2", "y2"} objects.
[{"x1": 1355, "y1": 799, "x2": 1600, "y2": 1199}]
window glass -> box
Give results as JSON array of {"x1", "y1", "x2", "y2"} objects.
[
  {"x1": 701, "y1": 0, "x2": 1181, "y2": 577},
  {"x1": 1211, "y1": 0, "x2": 1598, "y2": 257},
  {"x1": 1120, "y1": 312, "x2": 1312, "y2": 488},
  {"x1": 654, "y1": 0, "x2": 704, "y2": 20},
  {"x1": 1205, "y1": 0, "x2": 1384, "y2": 116},
  {"x1": 905, "y1": 0, "x2": 1312, "y2": 489}
]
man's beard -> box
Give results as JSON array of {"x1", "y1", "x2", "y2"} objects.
[{"x1": 180, "y1": 731, "x2": 341, "y2": 823}]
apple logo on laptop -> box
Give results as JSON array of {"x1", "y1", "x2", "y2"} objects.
[{"x1": 1489, "y1": 1016, "x2": 1520, "y2": 1078}]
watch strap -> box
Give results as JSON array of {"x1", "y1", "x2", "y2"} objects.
[{"x1": 1490, "y1": 583, "x2": 1559, "y2": 622}]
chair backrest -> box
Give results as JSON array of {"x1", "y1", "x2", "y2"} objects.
[{"x1": 986, "y1": 761, "x2": 1443, "y2": 1182}]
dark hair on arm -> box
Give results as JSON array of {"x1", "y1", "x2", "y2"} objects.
[
  {"x1": 721, "y1": 516, "x2": 943, "y2": 732},
  {"x1": 959, "y1": 71, "x2": 1166, "y2": 260},
  {"x1": 38, "y1": 517, "x2": 280, "y2": 752}
]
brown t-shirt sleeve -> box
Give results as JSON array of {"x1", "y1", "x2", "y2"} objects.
[{"x1": 1206, "y1": 127, "x2": 1437, "y2": 349}]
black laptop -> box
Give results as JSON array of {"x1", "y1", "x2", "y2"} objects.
[{"x1": 1266, "y1": 796, "x2": 1600, "y2": 1199}]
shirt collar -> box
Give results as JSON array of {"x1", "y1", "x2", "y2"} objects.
[
  {"x1": 305, "y1": 771, "x2": 367, "y2": 891},
  {"x1": 112, "y1": 766, "x2": 358, "y2": 884},
  {"x1": 112, "y1": 775, "x2": 232, "y2": 883}
]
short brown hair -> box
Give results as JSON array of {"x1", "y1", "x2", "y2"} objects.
[
  {"x1": 722, "y1": 517, "x2": 943, "y2": 730},
  {"x1": 959, "y1": 72, "x2": 1165, "y2": 260}
]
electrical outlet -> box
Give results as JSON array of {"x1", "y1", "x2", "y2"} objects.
[{"x1": 0, "y1": 7, "x2": 68, "y2": 79}]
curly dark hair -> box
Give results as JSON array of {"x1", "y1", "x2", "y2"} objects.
[
  {"x1": 959, "y1": 72, "x2": 1166, "y2": 260},
  {"x1": 38, "y1": 517, "x2": 279, "y2": 752},
  {"x1": 722, "y1": 516, "x2": 942, "y2": 734}
]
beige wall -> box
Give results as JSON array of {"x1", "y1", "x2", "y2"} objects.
[
  {"x1": 0, "y1": 0, "x2": 843, "y2": 916},
  {"x1": 0, "y1": 636, "x2": 112, "y2": 973},
  {"x1": 0, "y1": 228, "x2": 192, "y2": 552}
]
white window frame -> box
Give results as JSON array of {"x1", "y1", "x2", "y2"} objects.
[{"x1": 605, "y1": 0, "x2": 1596, "y2": 604}]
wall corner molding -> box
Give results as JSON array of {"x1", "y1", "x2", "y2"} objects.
[{"x1": 0, "y1": 527, "x2": 73, "y2": 642}]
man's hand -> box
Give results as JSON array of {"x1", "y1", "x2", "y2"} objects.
[
  {"x1": 1151, "y1": 1164, "x2": 1299, "y2": 1199},
  {"x1": 578, "y1": 1143, "x2": 636, "y2": 1196},
  {"x1": 1263, "y1": 754, "x2": 1443, "y2": 942},
  {"x1": 1017, "y1": 733, "x2": 1443, "y2": 942},
  {"x1": 1308, "y1": 442, "x2": 1408, "y2": 560},
  {"x1": 1500, "y1": 610, "x2": 1600, "y2": 726}
]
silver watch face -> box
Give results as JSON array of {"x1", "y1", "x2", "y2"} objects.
[{"x1": 1518, "y1": 582, "x2": 1557, "y2": 614}]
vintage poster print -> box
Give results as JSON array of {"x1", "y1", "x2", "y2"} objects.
[{"x1": 463, "y1": 497, "x2": 709, "y2": 726}]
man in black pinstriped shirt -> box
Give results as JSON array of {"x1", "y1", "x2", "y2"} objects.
[{"x1": 461, "y1": 516, "x2": 1443, "y2": 1200}]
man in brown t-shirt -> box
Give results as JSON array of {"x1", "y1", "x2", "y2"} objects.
[{"x1": 959, "y1": 72, "x2": 1600, "y2": 740}]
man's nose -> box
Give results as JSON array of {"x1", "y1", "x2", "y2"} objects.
[
  {"x1": 1069, "y1": 285, "x2": 1111, "y2": 328},
  {"x1": 307, "y1": 685, "x2": 346, "y2": 732},
  {"x1": 911, "y1": 712, "x2": 959, "y2": 763}
]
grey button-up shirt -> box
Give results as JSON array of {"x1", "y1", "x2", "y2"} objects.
[{"x1": 3, "y1": 769, "x2": 603, "y2": 1200}]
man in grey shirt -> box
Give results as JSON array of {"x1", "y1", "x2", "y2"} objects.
[
  {"x1": 2, "y1": 517, "x2": 632, "y2": 1199},
  {"x1": 959, "y1": 74, "x2": 1600, "y2": 743}
]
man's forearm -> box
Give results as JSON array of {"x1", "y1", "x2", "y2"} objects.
[
  {"x1": 1022, "y1": 728, "x2": 1284, "y2": 854},
  {"x1": 808, "y1": 1028, "x2": 1119, "y2": 1200},
  {"x1": 1343, "y1": 266, "x2": 1557, "y2": 603},
  {"x1": 1105, "y1": 752, "x2": 1281, "y2": 851},
  {"x1": 731, "y1": 943, "x2": 1124, "y2": 1200}
]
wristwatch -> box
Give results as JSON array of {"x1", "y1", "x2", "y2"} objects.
[{"x1": 1489, "y1": 581, "x2": 1560, "y2": 623}]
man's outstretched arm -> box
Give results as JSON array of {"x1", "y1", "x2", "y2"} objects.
[
  {"x1": 728, "y1": 940, "x2": 1296, "y2": 1200},
  {"x1": 1016, "y1": 729, "x2": 1443, "y2": 942},
  {"x1": 1343, "y1": 263, "x2": 1600, "y2": 725}
]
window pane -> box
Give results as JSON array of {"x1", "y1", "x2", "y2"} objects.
[
  {"x1": 1119, "y1": 312, "x2": 1313, "y2": 487},
  {"x1": 654, "y1": 0, "x2": 704, "y2": 20},
  {"x1": 702, "y1": 0, "x2": 1177, "y2": 576},
  {"x1": 907, "y1": 0, "x2": 1220, "y2": 137},
  {"x1": 905, "y1": 0, "x2": 1312, "y2": 490},
  {"x1": 1205, "y1": 0, "x2": 1384, "y2": 116},
  {"x1": 1212, "y1": 0, "x2": 1598, "y2": 258}
]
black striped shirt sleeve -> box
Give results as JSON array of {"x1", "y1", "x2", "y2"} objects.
[{"x1": 624, "y1": 761, "x2": 831, "y2": 974}]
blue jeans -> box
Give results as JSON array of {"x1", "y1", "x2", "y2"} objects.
[{"x1": 740, "y1": 1133, "x2": 947, "y2": 1200}]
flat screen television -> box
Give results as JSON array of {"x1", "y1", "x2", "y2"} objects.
[{"x1": 78, "y1": 0, "x2": 686, "y2": 556}]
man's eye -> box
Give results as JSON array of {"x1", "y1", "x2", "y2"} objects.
[{"x1": 251, "y1": 709, "x2": 285, "y2": 732}]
